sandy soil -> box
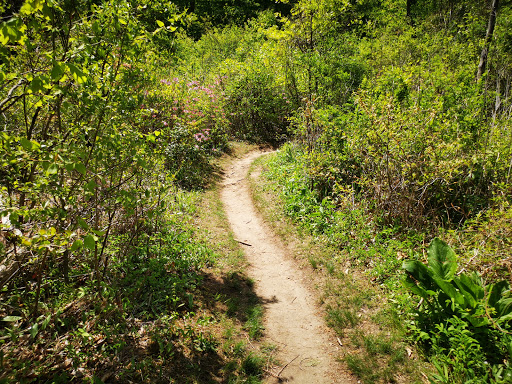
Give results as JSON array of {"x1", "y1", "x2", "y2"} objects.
[{"x1": 220, "y1": 150, "x2": 356, "y2": 384}]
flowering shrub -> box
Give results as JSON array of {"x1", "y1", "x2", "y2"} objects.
[{"x1": 138, "y1": 76, "x2": 230, "y2": 189}]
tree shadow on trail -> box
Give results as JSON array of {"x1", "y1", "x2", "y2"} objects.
[{"x1": 196, "y1": 269, "x2": 276, "y2": 324}]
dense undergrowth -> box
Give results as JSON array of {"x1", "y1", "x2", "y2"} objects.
[
  {"x1": 0, "y1": 1, "x2": 272, "y2": 382},
  {"x1": 2, "y1": 0, "x2": 512, "y2": 382}
]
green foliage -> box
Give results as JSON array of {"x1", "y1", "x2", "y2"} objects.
[
  {"x1": 403, "y1": 238, "x2": 512, "y2": 328},
  {"x1": 174, "y1": 17, "x2": 294, "y2": 145},
  {"x1": 403, "y1": 238, "x2": 512, "y2": 383},
  {"x1": 225, "y1": 69, "x2": 292, "y2": 144}
]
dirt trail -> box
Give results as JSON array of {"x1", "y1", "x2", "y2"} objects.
[{"x1": 221, "y1": 150, "x2": 356, "y2": 384}]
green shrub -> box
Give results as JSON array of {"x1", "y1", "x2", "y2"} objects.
[
  {"x1": 225, "y1": 68, "x2": 292, "y2": 144},
  {"x1": 403, "y1": 238, "x2": 512, "y2": 383}
]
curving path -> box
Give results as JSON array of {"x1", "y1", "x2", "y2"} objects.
[{"x1": 221, "y1": 151, "x2": 356, "y2": 384}]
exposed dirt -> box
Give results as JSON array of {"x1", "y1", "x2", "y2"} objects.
[{"x1": 221, "y1": 150, "x2": 357, "y2": 384}]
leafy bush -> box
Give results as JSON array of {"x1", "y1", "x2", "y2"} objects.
[{"x1": 225, "y1": 69, "x2": 292, "y2": 144}]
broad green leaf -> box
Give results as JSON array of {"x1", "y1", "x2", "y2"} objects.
[
  {"x1": 92, "y1": 21, "x2": 100, "y2": 34},
  {"x1": 41, "y1": 314, "x2": 51, "y2": 330},
  {"x1": 20, "y1": 0, "x2": 44, "y2": 15},
  {"x1": 496, "y1": 296, "x2": 512, "y2": 320},
  {"x1": 85, "y1": 180, "x2": 97, "y2": 192},
  {"x1": 156, "y1": 20, "x2": 164, "y2": 28},
  {"x1": 70, "y1": 239, "x2": 82, "y2": 251},
  {"x1": 46, "y1": 163, "x2": 58, "y2": 175},
  {"x1": 432, "y1": 275, "x2": 465, "y2": 307},
  {"x1": 92, "y1": 229, "x2": 105, "y2": 236},
  {"x1": 454, "y1": 273, "x2": 484, "y2": 308},
  {"x1": 75, "y1": 163, "x2": 86, "y2": 175},
  {"x1": 403, "y1": 259, "x2": 434, "y2": 290},
  {"x1": 2, "y1": 316, "x2": 22, "y2": 322},
  {"x1": 487, "y1": 280, "x2": 509, "y2": 309},
  {"x1": 0, "y1": 29, "x2": 8, "y2": 45},
  {"x1": 83, "y1": 234, "x2": 96, "y2": 250},
  {"x1": 1, "y1": 19, "x2": 26, "y2": 45},
  {"x1": 20, "y1": 137, "x2": 33, "y2": 150},
  {"x1": 77, "y1": 218, "x2": 89, "y2": 230},
  {"x1": 427, "y1": 238, "x2": 457, "y2": 281},
  {"x1": 403, "y1": 275, "x2": 430, "y2": 300},
  {"x1": 67, "y1": 63, "x2": 87, "y2": 84},
  {"x1": 51, "y1": 61, "x2": 65, "y2": 81},
  {"x1": 463, "y1": 313, "x2": 489, "y2": 327},
  {"x1": 29, "y1": 77, "x2": 45, "y2": 94},
  {"x1": 497, "y1": 312, "x2": 512, "y2": 324}
]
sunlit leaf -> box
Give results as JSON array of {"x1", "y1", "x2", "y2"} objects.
[
  {"x1": 78, "y1": 218, "x2": 89, "y2": 230},
  {"x1": 83, "y1": 234, "x2": 96, "y2": 250},
  {"x1": 46, "y1": 163, "x2": 58, "y2": 175},
  {"x1": 70, "y1": 239, "x2": 83, "y2": 251},
  {"x1": 75, "y1": 163, "x2": 86, "y2": 175},
  {"x1": 67, "y1": 63, "x2": 87, "y2": 84}
]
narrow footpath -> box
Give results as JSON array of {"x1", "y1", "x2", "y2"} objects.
[{"x1": 220, "y1": 151, "x2": 356, "y2": 384}]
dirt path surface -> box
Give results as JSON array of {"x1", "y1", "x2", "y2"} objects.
[{"x1": 221, "y1": 150, "x2": 356, "y2": 384}]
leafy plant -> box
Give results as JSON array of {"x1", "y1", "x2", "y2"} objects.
[
  {"x1": 403, "y1": 238, "x2": 512, "y2": 382},
  {"x1": 403, "y1": 238, "x2": 512, "y2": 328}
]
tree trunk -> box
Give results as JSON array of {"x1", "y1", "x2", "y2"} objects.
[{"x1": 477, "y1": 0, "x2": 499, "y2": 82}]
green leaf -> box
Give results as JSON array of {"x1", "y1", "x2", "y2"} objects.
[
  {"x1": 20, "y1": 0, "x2": 44, "y2": 15},
  {"x1": 2, "y1": 316, "x2": 22, "y2": 322},
  {"x1": 67, "y1": 63, "x2": 87, "y2": 84},
  {"x1": 92, "y1": 229, "x2": 105, "y2": 236},
  {"x1": 85, "y1": 180, "x2": 97, "y2": 193},
  {"x1": 454, "y1": 273, "x2": 484, "y2": 307},
  {"x1": 432, "y1": 275, "x2": 465, "y2": 307},
  {"x1": 427, "y1": 238, "x2": 457, "y2": 281},
  {"x1": 496, "y1": 296, "x2": 512, "y2": 321},
  {"x1": 29, "y1": 76, "x2": 45, "y2": 94},
  {"x1": 70, "y1": 239, "x2": 83, "y2": 251},
  {"x1": 20, "y1": 137, "x2": 33, "y2": 150},
  {"x1": 78, "y1": 218, "x2": 89, "y2": 230},
  {"x1": 83, "y1": 234, "x2": 96, "y2": 250},
  {"x1": 0, "y1": 28, "x2": 8, "y2": 45},
  {"x1": 488, "y1": 281, "x2": 509, "y2": 309},
  {"x1": 46, "y1": 163, "x2": 58, "y2": 175},
  {"x1": 403, "y1": 259, "x2": 435, "y2": 290},
  {"x1": 403, "y1": 275, "x2": 430, "y2": 300},
  {"x1": 75, "y1": 163, "x2": 86, "y2": 175},
  {"x1": 41, "y1": 314, "x2": 51, "y2": 330},
  {"x1": 29, "y1": 323, "x2": 39, "y2": 339},
  {"x1": 156, "y1": 20, "x2": 164, "y2": 28},
  {"x1": 51, "y1": 61, "x2": 65, "y2": 81}
]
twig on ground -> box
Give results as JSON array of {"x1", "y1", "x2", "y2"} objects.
[{"x1": 277, "y1": 354, "x2": 300, "y2": 377}]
